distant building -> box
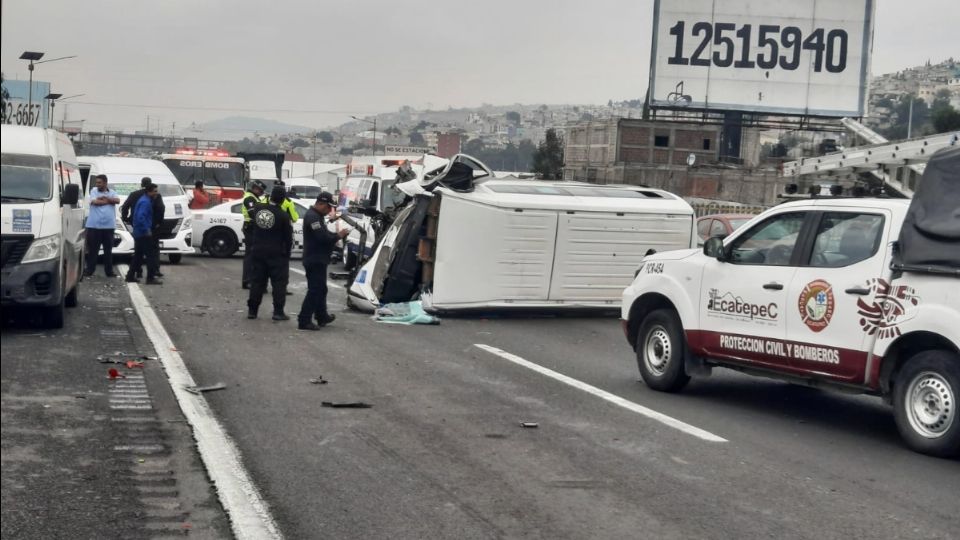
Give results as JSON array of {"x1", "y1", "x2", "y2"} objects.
[
  {"x1": 563, "y1": 118, "x2": 781, "y2": 205},
  {"x1": 436, "y1": 133, "x2": 462, "y2": 159}
]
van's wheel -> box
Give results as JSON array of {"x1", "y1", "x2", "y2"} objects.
[
  {"x1": 43, "y1": 287, "x2": 66, "y2": 329},
  {"x1": 636, "y1": 308, "x2": 690, "y2": 392},
  {"x1": 206, "y1": 229, "x2": 238, "y2": 258},
  {"x1": 168, "y1": 254, "x2": 182, "y2": 264},
  {"x1": 893, "y1": 350, "x2": 959, "y2": 458},
  {"x1": 65, "y1": 281, "x2": 79, "y2": 308},
  {"x1": 343, "y1": 246, "x2": 357, "y2": 270}
]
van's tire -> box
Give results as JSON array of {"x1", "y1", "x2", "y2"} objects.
[
  {"x1": 636, "y1": 308, "x2": 690, "y2": 392},
  {"x1": 43, "y1": 296, "x2": 66, "y2": 329},
  {"x1": 892, "y1": 350, "x2": 959, "y2": 458},
  {"x1": 205, "y1": 229, "x2": 238, "y2": 258},
  {"x1": 65, "y1": 281, "x2": 79, "y2": 308},
  {"x1": 343, "y1": 246, "x2": 357, "y2": 270},
  {"x1": 168, "y1": 254, "x2": 183, "y2": 264}
]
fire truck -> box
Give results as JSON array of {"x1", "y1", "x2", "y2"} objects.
[{"x1": 159, "y1": 148, "x2": 247, "y2": 202}]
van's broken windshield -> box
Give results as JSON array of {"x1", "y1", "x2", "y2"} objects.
[{"x1": 1, "y1": 154, "x2": 53, "y2": 201}]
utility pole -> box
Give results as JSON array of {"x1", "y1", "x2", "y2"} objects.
[{"x1": 907, "y1": 97, "x2": 914, "y2": 138}]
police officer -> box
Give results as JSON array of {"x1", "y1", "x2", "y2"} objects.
[
  {"x1": 241, "y1": 180, "x2": 267, "y2": 289},
  {"x1": 246, "y1": 186, "x2": 293, "y2": 321},
  {"x1": 276, "y1": 180, "x2": 300, "y2": 223},
  {"x1": 297, "y1": 192, "x2": 350, "y2": 330}
]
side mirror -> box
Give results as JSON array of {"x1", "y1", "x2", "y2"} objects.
[
  {"x1": 62, "y1": 183, "x2": 80, "y2": 206},
  {"x1": 703, "y1": 236, "x2": 726, "y2": 261}
]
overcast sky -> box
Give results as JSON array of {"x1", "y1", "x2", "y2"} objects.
[{"x1": 2, "y1": 0, "x2": 957, "y2": 133}]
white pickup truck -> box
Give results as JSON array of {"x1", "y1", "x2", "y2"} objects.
[{"x1": 621, "y1": 147, "x2": 959, "y2": 457}]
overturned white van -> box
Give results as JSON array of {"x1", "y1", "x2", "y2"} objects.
[{"x1": 347, "y1": 155, "x2": 696, "y2": 313}]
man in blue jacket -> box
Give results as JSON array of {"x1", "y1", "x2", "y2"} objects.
[{"x1": 125, "y1": 184, "x2": 163, "y2": 285}]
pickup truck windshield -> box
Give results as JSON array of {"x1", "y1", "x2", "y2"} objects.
[
  {"x1": 1, "y1": 154, "x2": 53, "y2": 201},
  {"x1": 107, "y1": 181, "x2": 185, "y2": 198}
]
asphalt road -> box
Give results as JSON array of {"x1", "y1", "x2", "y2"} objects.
[
  {"x1": 129, "y1": 255, "x2": 959, "y2": 538},
  {"x1": 1, "y1": 270, "x2": 230, "y2": 539}
]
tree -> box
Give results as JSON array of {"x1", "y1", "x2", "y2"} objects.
[
  {"x1": 288, "y1": 138, "x2": 309, "y2": 148},
  {"x1": 0, "y1": 73, "x2": 9, "y2": 123},
  {"x1": 317, "y1": 131, "x2": 334, "y2": 144},
  {"x1": 383, "y1": 126, "x2": 402, "y2": 136},
  {"x1": 409, "y1": 131, "x2": 426, "y2": 146},
  {"x1": 531, "y1": 129, "x2": 564, "y2": 179},
  {"x1": 505, "y1": 111, "x2": 521, "y2": 125},
  {"x1": 932, "y1": 105, "x2": 960, "y2": 133}
]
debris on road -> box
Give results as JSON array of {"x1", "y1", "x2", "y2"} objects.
[
  {"x1": 519, "y1": 422, "x2": 539, "y2": 429},
  {"x1": 107, "y1": 368, "x2": 125, "y2": 380},
  {"x1": 374, "y1": 301, "x2": 440, "y2": 325},
  {"x1": 184, "y1": 382, "x2": 227, "y2": 395},
  {"x1": 321, "y1": 401, "x2": 372, "y2": 408},
  {"x1": 308, "y1": 376, "x2": 329, "y2": 385},
  {"x1": 125, "y1": 360, "x2": 144, "y2": 369}
]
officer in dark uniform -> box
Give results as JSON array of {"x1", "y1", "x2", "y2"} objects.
[
  {"x1": 246, "y1": 186, "x2": 293, "y2": 321},
  {"x1": 241, "y1": 180, "x2": 267, "y2": 289},
  {"x1": 297, "y1": 192, "x2": 350, "y2": 330}
]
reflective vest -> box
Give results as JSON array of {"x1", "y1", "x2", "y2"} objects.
[
  {"x1": 241, "y1": 191, "x2": 266, "y2": 222},
  {"x1": 280, "y1": 198, "x2": 299, "y2": 223}
]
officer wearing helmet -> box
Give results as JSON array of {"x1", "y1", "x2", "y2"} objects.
[
  {"x1": 246, "y1": 186, "x2": 293, "y2": 320},
  {"x1": 241, "y1": 180, "x2": 267, "y2": 289}
]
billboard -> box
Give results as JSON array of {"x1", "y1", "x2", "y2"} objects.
[
  {"x1": 1, "y1": 80, "x2": 52, "y2": 128},
  {"x1": 648, "y1": 0, "x2": 874, "y2": 117}
]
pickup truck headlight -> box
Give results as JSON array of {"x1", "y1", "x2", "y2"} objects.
[
  {"x1": 115, "y1": 217, "x2": 128, "y2": 232},
  {"x1": 182, "y1": 216, "x2": 192, "y2": 230},
  {"x1": 22, "y1": 235, "x2": 61, "y2": 263}
]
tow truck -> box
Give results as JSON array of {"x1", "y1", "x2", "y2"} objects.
[{"x1": 621, "y1": 147, "x2": 959, "y2": 457}]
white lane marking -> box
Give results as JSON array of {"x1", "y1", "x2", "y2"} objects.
[
  {"x1": 474, "y1": 344, "x2": 727, "y2": 443},
  {"x1": 288, "y1": 266, "x2": 344, "y2": 289},
  {"x1": 124, "y1": 271, "x2": 283, "y2": 540}
]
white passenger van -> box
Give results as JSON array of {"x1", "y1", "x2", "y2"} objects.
[
  {"x1": 284, "y1": 176, "x2": 323, "y2": 204},
  {"x1": 1, "y1": 125, "x2": 85, "y2": 328},
  {"x1": 348, "y1": 154, "x2": 696, "y2": 313},
  {"x1": 338, "y1": 154, "x2": 446, "y2": 267},
  {"x1": 78, "y1": 157, "x2": 193, "y2": 263}
]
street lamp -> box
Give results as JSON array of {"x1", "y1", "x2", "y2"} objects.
[
  {"x1": 19, "y1": 51, "x2": 77, "y2": 123},
  {"x1": 350, "y1": 115, "x2": 378, "y2": 156},
  {"x1": 45, "y1": 93, "x2": 84, "y2": 130}
]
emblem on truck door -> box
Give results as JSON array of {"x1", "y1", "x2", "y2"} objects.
[
  {"x1": 798, "y1": 279, "x2": 835, "y2": 332},
  {"x1": 856, "y1": 278, "x2": 920, "y2": 339}
]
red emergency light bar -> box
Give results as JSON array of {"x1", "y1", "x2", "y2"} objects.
[
  {"x1": 380, "y1": 159, "x2": 408, "y2": 167},
  {"x1": 173, "y1": 148, "x2": 231, "y2": 157}
]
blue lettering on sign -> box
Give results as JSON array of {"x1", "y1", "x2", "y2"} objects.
[
  {"x1": 357, "y1": 269, "x2": 367, "y2": 284},
  {"x1": 175, "y1": 203, "x2": 183, "y2": 216},
  {"x1": 12, "y1": 209, "x2": 32, "y2": 232}
]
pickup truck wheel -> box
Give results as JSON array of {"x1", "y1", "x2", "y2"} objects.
[
  {"x1": 636, "y1": 308, "x2": 690, "y2": 392},
  {"x1": 206, "y1": 229, "x2": 238, "y2": 258},
  {"x1": 893, "y1": 350, "x2": 960, "y2": 458}
]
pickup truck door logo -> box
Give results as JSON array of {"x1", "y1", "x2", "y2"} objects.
[
  {"x1": 798, "y1": 279, "x2": 835, "y2": 332},
  {"x1": 857, "y1": 278, "x2": 920, "y2": 338}
]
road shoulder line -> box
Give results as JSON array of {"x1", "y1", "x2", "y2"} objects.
[
  {"x1": 124, "y1": 275, "x2": 283, "y2": 539},
  {"x1": 474, "y1": 344, "x2": 727, "y2": 443}
]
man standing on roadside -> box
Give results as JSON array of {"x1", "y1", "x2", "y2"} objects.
[
  {"x1": 189, "y1": 180, "x2": 210, "y2": 210},
  {"x1": 298, "y1": 192, "x2": 350, "y2": 331},
  {"x1": 121, "y1": 176, "x2": 165, "y2": 279},
  {"x1": 246, "y1": 186, "x2": 293, "y2": 321},
  {"x1": 84, "y1": 174, "x2": 120, "y2": 277},
  {"x1": 125, "y1": 184, "x2": 163, "y2": 285},
  {"x1": 241, "y1": 180, "x2": 267, "y2": 289}
]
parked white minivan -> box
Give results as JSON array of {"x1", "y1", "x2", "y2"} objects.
[
  {"x1": 1, "y1": 125, "x2": 85, "y2": 328},
  {"x1": 78, "y1": 157, "x2": 193, "y2": 264}
]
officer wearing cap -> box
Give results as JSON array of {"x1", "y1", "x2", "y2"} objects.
[
  {"x1": 247, "y1": 186, "x2": 293, "y2": 321},
  {"x1": 297, "y1": 191, "x2": 350, "y2": 330},
  {"x1": 241, "y1": 180, "x2": 267, "y2": 289}
]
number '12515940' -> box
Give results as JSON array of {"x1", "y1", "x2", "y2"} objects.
[{"x1": 666, "y1": 21, "x2": 848, "y2": 73}]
